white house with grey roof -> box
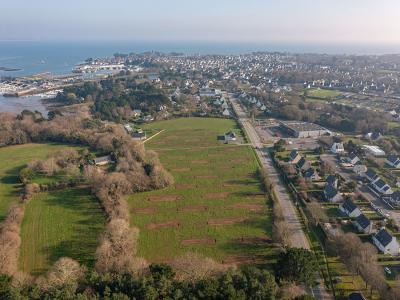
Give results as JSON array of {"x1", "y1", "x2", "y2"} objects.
[
  {"x1": 385, "y1": 191, "x2": 400, "y2": 208},
  {"x1": 331, "y1": 142, "x2": 345, "y2": 154},
  {"x1": 324, "y1": 185, "x2": 342, "y2": 203},
  {"x1": 289, "y1": 150, "x2": 302, "y2": 164},
  {"x1": 339, "y1": 198, "x2": 362, "y2": 218},
  {"x1": 372, "y1": 179, "x2": 393, "y2": 195},
  {"x1": 93, "y1": 155, "x2": 115, "y2": 166},
  {"x1": 347, "y1": 152, "x2": 360, "y2": 165},
  {"x1": 353, "y1": 214, "x2": 372, "y2": 234},
  {"x1": 364, "y1": 168, "x2": 379, "y2": 183},
  {"x1": 296, "y1": 157, "x2": 311, "y2": 171},
  {"x1": 386, "y1": 155, "x2": 400, "y2": 168},
  {"x1": 304, "y1": 168, "x2": 320, "y2": 181},
  {"x1": 372, "y1": 228, "x2": 399, "y2": 255},
  {"x1": 326, "y1": 174, "x2": 338, "y2": 189}
]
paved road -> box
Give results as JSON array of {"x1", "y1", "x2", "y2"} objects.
[
  {"x1": 230, "y1": 96, "x2": 309, "y2": 249},
  {"x1": 229, "y1": 96, "x2": 333, "y2": 300}
]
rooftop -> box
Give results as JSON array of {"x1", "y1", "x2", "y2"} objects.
[{"x1": 280, "y1": 121, "x2": 327, "y2": 132}]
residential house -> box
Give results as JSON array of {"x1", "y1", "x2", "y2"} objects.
[
  {"x1": 133, "y1": 109, "x2": 142, "y2": 117},
  {"x1": 365, "y1": 132, "x2": 382, "y2": 141},
  {"x1": 324, "y1": 185, "x2": 342, "y2": 203},
  {"x1": 347, "y1": 152, "x2": 360, "y2": 165},
  {"x1": 132, "y1": 129, "x2": 147, "y2": 141},
  {"x1": 372, "y1": 179, "x2": 393, "y2": 195},
  {"x1": 304, "y1": 168, "x2": 320, "y2": 181},
  {"x1": 386, "y1": 155, "x2": 400, "y2": 168},
  {"x1": 296, "y1": 157, "x2": 311, "y2": 171},
  {"x1": 289, "y1": 150, "x2": 301, "y2": 164},
  {"x1": 364, "y1": 168, "x2": 379, "y2": 183},
  {"x1": 143, "y1": 115, "x2": 154, "y2": 122},
  {"x1": 124, "y1": 123, "x2": 133, "y2": 133},
  {"x1": 326, "y1": 174, "x2": 338, "y2": 188},
  {"x1": 385, "y1": 191, "x2": 400, "y2": 207},
  {"x1": 331, "y1": 142, "x2": 345, "y2": 154},
  {"x1": 223, "y1": 131, "x2": 237, "y2": 141},
  {"x1": 354, "y1": 214, "x2": 373, "y2": 234},
  {"x1": 94, "y1": 155, "x2": 115, "y2": 166},
  {"x1": 339, "y1": 198, "x2": 362, "y2": 218},
  {"x1": 222, "y1": 109, "x2": 230, "y2": 117},
  {"x1": 221, "y1": 102, "x2": 229, "y2": 109},
  {"x1": 372, "y1": 228, "x2": 399, "y2": 255}
]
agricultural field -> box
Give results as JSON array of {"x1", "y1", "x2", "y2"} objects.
[
  {"x1": 128, "y1": 117, "x2": 274, "y2": 264},
  {"x1": 19, "y1": 187, "x2": 104, "y2": 275},
  {"x1": 0, "y1": 143, "x2": 79, "y2": 221}
]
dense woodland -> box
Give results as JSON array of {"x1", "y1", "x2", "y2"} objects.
[
  {"x1": 55, "y1": 80, "x2": 169, "y2": 122},
  {"x1": 0, "y1": 249, "x2": 318, "y2": 300}
]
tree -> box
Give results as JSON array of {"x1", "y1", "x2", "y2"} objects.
[
  {"x1": 276, "y1": 248, "x2": 318, "y2": 286},
  {"x1": 307, "y1": 201, "x2": 328, "y2": 225}
]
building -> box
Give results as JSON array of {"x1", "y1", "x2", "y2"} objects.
[
  {"x1": 223, "y1": 131, "x2": 237, "y2": 141},
  {"x1": 384, "y1": 191, "x2": 400, "y2": 207},
  {"x1": 362, "y1": 145, "x2": 386, "y2": 157},
  {"x1": 372, "y1": 228, "x2": 399, "y2": 255},
  {"x1": 94, "y1": 155, "x2": 115, "y2": 166},
  {"x1": 339, "y1": 198, "x2": 362, "y2": 218},
  {"x1": 353, "y1": 214, "x2": 372, "y2": 233},
  {"x1": 279, "y1": 121, "x2": 330, "y2": 138},
  {"x1": 289, "y1": 150, "x2": 301, "y2": 164},
  {"x1": 124, "y1": 123, "x2": 133, "y2": 133},
  {"x1": 304, "y1": 168, "x2": 320, "y2": 181},
  {"x1": 364, "y1": 168, "x2": 379, "y2": 183},
  {"x1": 326, "y1": 174, "x2": 339, "y2": 188},
  {"x1": 132, "y1": 129, "x2": 147, "y2": 141},
  {"x1": 222, "y1": 109, "x2": 231, "y2": 117},
  {"x1": 331, "y1": 142, "x2": 345, "y2": 154},
  {"x1": 133, "y1": 109, "x2": 142, "y2": 117},
  {"x1": 324, "y1": 185, "x2": 342, "y2": 203},
  {"x1": 296, "y1": 157, "x2": 311, "y2": 171},
  {"x1": 347, "y1": 152, "x2": 360, "y2": 165},
  {"x1": 365, "y1": 132, "x2": 382, "y2": 141},
  {"x1": 372, "y1": 179, "x2": 393, "y2": 195},
  {"x1": 386, "y1": 155, "x2": 400, "y2": 168}
]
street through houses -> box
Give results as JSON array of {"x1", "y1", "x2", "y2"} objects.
[
  {"x1": 229, "y1": 95, "x2": 333, "y2": 300},
  {"x1": 229, "y1": 95, "x2": 309, "y2": 249}
]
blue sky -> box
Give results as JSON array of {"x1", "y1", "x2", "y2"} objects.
[{"x1": 1, "y1": 0, "x2": 400, "y2": 45}]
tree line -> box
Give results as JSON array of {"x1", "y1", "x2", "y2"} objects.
[{"x1": 0, "y1": 248, "x2": 318, "y2": 300}]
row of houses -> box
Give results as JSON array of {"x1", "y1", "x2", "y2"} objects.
[
  {"x1": 339, "y1": 198, "x2": 399, "y2": 255},
  {"x1": 365, "y1": 168, "x2": 393, "y2": 195},
  {"x1": 289, "y1": 150, "x2": 320, "y2": 181}
]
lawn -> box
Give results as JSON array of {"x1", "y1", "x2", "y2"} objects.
[
  {"x1": 128, "y1": 117, "x2": 275, "y2": 264},
  {"x1": 19, "y1": 187, "x2": 105, "y2": 275},
  {"x1": 0, "y1": 143, "x2": 80, "y2": 221},
  {"x1": 307, "y1": 88, "x2": 342, "y2": 100}
]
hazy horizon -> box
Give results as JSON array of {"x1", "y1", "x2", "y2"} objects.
[{"x1": 2, "y1": 0, "x2": 400, "y2": 48}]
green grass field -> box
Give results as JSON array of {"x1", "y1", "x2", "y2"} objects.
[
  {"x1": 0, "y1": 143, "x2": 80, "y2": 221},
  {"x1": 19, "y1": 187, "x2": 105, "y2": 275},
  {"x1": 128, "y1": 117, "x2": 275, "y2": 264},
  {"x1": 307, "y1": 88, "x2": 342, "y2": 100}
]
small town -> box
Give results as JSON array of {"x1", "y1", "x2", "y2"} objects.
[{"x1": 1, "y1": 1, "x2": 400, "y2": 300}]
